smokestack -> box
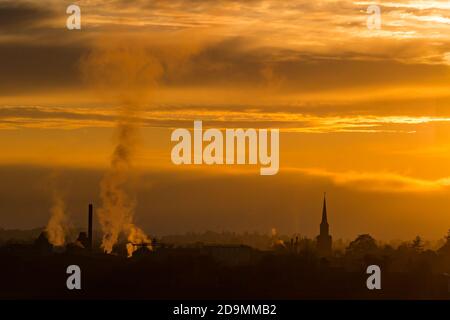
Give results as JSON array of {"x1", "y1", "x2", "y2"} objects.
[{"x1": 88, "y1": 204, "x2": 93, "y2": 250}]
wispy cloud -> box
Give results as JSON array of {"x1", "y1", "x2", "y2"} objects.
[
  {"x1": 2, "y1": 105, "x2": 450, "y2": 133},
  {"x1": 293, "y1": 167, "x2": 450, "y2": 192}
]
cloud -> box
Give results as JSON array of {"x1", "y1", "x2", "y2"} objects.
[
  {"x1": 2, "y1": 164, "x2": 450, "y2": 240},
  {"x1": 2, "y1": 105, "x2": 450, "y2": 133},
  {"x1": 0, "y1": 44, "x2": 87, "y2": 94},
  {"x1": 295, "y1": 167, "x2": 450, "y2": 192},
  {"x1": 0, "y1": 1, "x2": 55, "y2": 30},
  {"x1": 0, "y1": 0, "x2": 448, "y2": 99}
]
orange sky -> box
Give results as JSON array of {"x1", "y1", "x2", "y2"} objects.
[{"x1": 0, "y1": 0, "x2": 450, "y2": 241}]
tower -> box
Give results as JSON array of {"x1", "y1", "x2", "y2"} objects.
[{"x1": 316, "y1": 193, "x2": 332, "y2": 256}]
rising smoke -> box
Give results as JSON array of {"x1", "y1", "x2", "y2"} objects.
[
  {"x1": 46, "y1": 193, "x2": 67, "y2": 246},
  {"x1": 271, "y1": 227, "x2": 285, "y2": 247},
  {"x1": 98, "y1": 119, "x2": 152, "y2": 256},
  {"x1": 80, "y1": 41, "x2": 161, "y2": 255},
  {"x1": 45, "y1": 173, "x2": 68, "y2": 247},
  {"x1": 80, "y1": 35, "x2": 202, "y2": 256}
]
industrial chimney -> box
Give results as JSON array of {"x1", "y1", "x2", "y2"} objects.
[{"x1": 88, "y1": 203, "x2": 93, "y2": 250}]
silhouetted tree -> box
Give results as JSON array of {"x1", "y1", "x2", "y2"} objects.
[
  {"x1": 411, "y1": 236, "x2": 424, "y2": 253},
  {"x1": 438, "y1": 229, "x2": 450, "y2": 256},
  {"x1": 344, "y1": 234, "x2": 379, "y2": 270},
  {"x1": 346, "y1": 234, "x2": 378, "y2": 256}
]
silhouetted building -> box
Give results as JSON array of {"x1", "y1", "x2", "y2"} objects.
[
  {"x1": 72, "y1": 204, "x2": 94, "y2": 250},
  {"x1": 316, "y1": 193, "x2": 332, "y2": 256},
  {"x1": 130, "y1": 243, "x2": 152, "y2": 257},
  {"x1": 76, "y1": 232, "x2": 89, "y2": 249},
  {"x1": 34, "y1": 231, "x2": 53, "y2": 255}
]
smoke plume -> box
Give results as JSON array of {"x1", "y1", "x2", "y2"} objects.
[
  {"x1": 80, "y1": 40, "x2": 160, "y2": 255},
  {"x1": 271, "y1": 227, "x2": 285, "y2": 247},
  {"x1": 46, "y1": 191, "x2": 67, "y2": 247},
  {"x1": 97, "y1": 119, "x2": 152, "y2": 255},
  {"x1": 81, "y1": 34, "x2": 206, "y2": 255},
  {"x1": 80, "y1": 34, "x2": 202, "y2": 255}
]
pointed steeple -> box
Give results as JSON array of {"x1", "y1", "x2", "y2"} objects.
[
  {"x1": 317, "y1": 192, "x2": 332, "y2": 256},
  {"x1": 321, "y1": 192, "x2": 327, "y2": 224}
]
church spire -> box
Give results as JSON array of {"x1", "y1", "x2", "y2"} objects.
[
  {"x1": 317, "y1": 192, "x2": 332, "y2": 256},
  {"x1": 321, "y1": 192, "x2": 327, "y2": 224}
]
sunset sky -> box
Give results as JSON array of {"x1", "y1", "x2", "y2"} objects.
[{"x1": 1, "y1": 0, "x2": 450, "y2": 241}]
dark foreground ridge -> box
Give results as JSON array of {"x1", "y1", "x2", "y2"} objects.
[
  {"x1": 1, "y1": 237, "x2": 450, "y2": 299},
  {"x1": 2, "y1": 197, "x2": 450, "y2": 299}
]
